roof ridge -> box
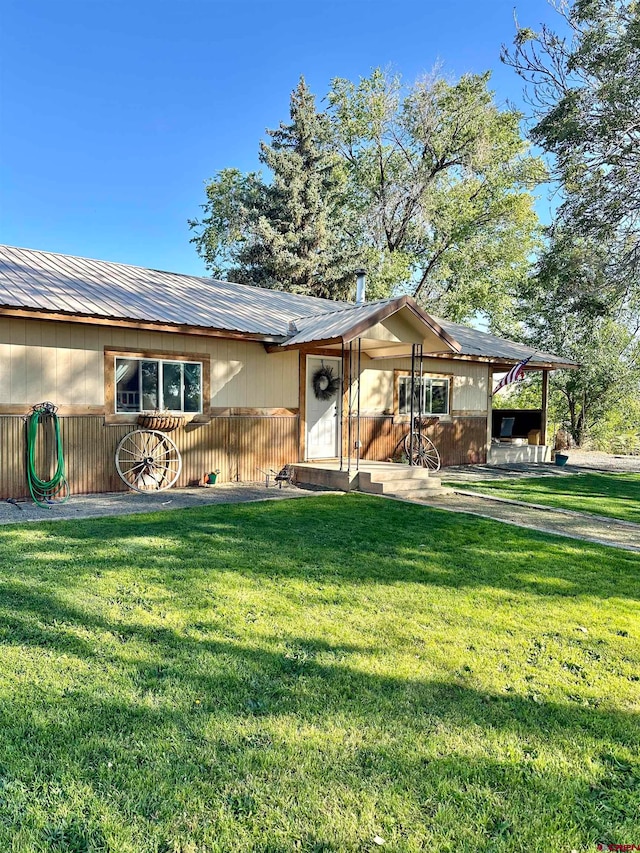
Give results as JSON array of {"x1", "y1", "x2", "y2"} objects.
[
  {"x1": 0, "y1": 243, "x2": 205, "y2": 279},
  {"x1": 290, "y1": 297, "x2": 397, "y2": 324}
]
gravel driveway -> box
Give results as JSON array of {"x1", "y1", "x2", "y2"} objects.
[
  {"x1": 0, "y1": 482, "x2": 335, "y2": 526},
  {"x1": 559, "y1": 450, "x2": 640, "y2": 473}
]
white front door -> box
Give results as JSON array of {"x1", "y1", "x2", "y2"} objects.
[{"x1": 306, "y1": 356, "x2": 341, "y2": 459}]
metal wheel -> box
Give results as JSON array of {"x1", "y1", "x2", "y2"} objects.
[
  {"x1": 403, "y1": 432, "x2": 441, "y2": 471},
  {"x1": 115, "y1": 429, "x2": 182, "y2": 492}
]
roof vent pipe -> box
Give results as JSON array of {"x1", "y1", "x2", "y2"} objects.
[{"x1": 355, "y1": 269, "x2": 366, "y2": 305}]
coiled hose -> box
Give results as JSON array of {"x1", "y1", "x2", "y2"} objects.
[{"x1": 26, "y1": 404, "x2": 69, "y2": 507}]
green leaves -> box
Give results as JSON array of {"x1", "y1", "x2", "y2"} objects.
[
  {"x1": 327, "y1": 69, "x2": 544, "y2": 323},
  {"x1": 190, "y1": 70, "x2": 543, "y2": 320},
  {"x1": 504, "y1": 0, "x2": 640, "y2": 309},
  {"x1": 190, "y1": 78, "x2": 361, "y2": 299},
  {"x1": 502, "y1": 1, "x2": 640, "y2": 447}
]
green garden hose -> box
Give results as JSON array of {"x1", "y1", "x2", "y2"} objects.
[{"x1": 26, "y1": 403, "x2": 69, "y2": 507}]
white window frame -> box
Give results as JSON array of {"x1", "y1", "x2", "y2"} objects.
[
  {"x1": 114, "y1": 357, "x2": 203, "y2": 414},
  {"x1": 398, "y1": 375, "x2": 450, "y2": 417}
]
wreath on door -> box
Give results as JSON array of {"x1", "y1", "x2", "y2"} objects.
[{"x1": 312, "y1": 364, "x2": 341, "y2": 401}]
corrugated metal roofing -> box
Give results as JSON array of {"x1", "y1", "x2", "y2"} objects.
[
  {"x1": 433, "y1": 316, "x2": 577, "y2": 367},
  {"x1": 286, "y1": 299, "x2": 402, "y2": 346},
  {"x1": 0, "y1": 245, "x2": 348, "y2": 338},
  {"x1": 0, "y1": 245, "x2": 576, "y2": 367}
]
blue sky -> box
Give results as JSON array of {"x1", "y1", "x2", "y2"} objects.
[{"x1": 0, "y1": 0, "x2": 561, "y2": 277}]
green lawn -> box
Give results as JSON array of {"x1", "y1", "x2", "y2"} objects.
[
  {"x1": 0, "y1": 495, "x2": 638, "y2": 853},
  {"x1": 456, "y1": 472, "x2": 640, "y2": 524}
]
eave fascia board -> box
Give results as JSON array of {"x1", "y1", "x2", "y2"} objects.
[{"x1": 0, "y1": 305, "x2": 288, "y2": 343}]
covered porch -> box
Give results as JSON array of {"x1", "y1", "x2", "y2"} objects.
[
  {"x1": 268, "y1": 293, "x2": 575, "y2": 490},
  {"x1": 271, "y1": 295, "x2": 466, "y2": 478},
  {"x1": 488, "y1": 367, "x2": 553, "y2": 465}
]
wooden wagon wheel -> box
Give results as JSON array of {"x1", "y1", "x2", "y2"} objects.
[
  {"x1": 115, "y1": 429, "x2": 182, "y2": 492},
  {"x1": 403, "y1": 432, "x2": 441, "y2": 471}
]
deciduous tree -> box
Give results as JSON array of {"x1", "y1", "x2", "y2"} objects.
[
  {"x1": 502, "y1": 0, "x2": 640, "y2": 313},
  {"x1": 190, "y1": 70, "x2": 544, "y2": 320},
  {"x1": 502, "y1": 0, "x2": 640, "y2": 447},
  {"x1": 327, "y1": 68, "x2": 545, "y2": 323}
]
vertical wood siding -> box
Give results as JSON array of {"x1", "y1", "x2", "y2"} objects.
[
  {"x1": 0, "y1": 413, "x2": 484, "y2": 500},
  {"x1": 355, "y1": 416, "x2": 487, "y2": 467},
  {"x1": 0, "y1": 415, "x2": 299, "y2": 499}
]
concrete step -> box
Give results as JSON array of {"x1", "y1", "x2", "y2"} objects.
[
  {"x1": 378, "y1": 478, "x2": 442, "y2": 493},
  {"x1": 357, "y1": 479, "x2": 385, "y2": 495},
  {"x1": 357, "y1": 469, "x2": 436, "y2": 493},
  {"x1": 367, "y1": 466, "x2": 435, "y2": 482},
  {"x1": 358, "y1": 474, "x2": 442, "y2": 496}
]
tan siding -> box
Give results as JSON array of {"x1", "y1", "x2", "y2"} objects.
[
  {"x1": 365, "y1": 313, "x2": 423, "y2": 343},
  {"x1": 359, "y1": 354, "x2": 488, "y2": 413},
  {"x1": 10, "y1": 344, "x2": 27, "y2": 403},
  {"x1": 0, "y1": 341, "x2": 11, "y2": 402},
  {"x1": 54, "y1": 323, "x2": 72, "y2": 405},
  {"x1": 452, "y1": 363, "x2": 488, "y2": 413},
  {"x1": 68, "y1": 344, "x2": 87, "y2": 405},
  {"x1": 0, "y1": 318, "x2": 299, "y2": 410}
]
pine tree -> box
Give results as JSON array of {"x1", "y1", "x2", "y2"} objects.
[
  {"x1": 189, "y1": 78, "x2": 361, "y2": 299},
  {"x1": 246, "y1": 77, "x2": 358, "y2": 298}
]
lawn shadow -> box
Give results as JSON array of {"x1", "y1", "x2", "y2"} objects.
[
  {"x1": 1, "y1": 627, "x2": 637, "y2": 849},
  {"x1": 1, "y1": 498, "x2": 638, "y2": 853},
  {"x1": 2, "y1": 494, "x2": 636, "y2": 601}
]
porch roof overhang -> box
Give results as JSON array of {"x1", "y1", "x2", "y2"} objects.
[
  {"x1": 427, "y1": 317, "x2": 579, "y2": 370},
  {"x1": 266, "y1": 295, "x2": 577, "y2": 369},
  {"x1": 267, "y1": 295, "x2": 462, "y2": 357}
]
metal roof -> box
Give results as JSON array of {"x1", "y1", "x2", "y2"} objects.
[
  {"x1": 284, "y1": 296, "x2": 461, "y2": 352},
  {"x1": 286, "y1": 303, "x2": 381, "y2": 345},
  {"x1": 433, "y1": 317, "x2": 578, "y2": 368},
  {"x1": 0, "y1": 245, "x2": 576, "y2": 367},
  {"x1": 286, "y1": 299, "x2": 411, "y2": 346},
  {"x1": 0, "y1": 245, "x2": 348, "y2": 338}
]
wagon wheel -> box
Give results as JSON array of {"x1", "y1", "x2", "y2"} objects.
[
  {"x1": 115, "y1": 429, "x2": 182, "y2": 492},
  {"x1": 403, "y1": 432, "x2": 441, "y2": 471}
]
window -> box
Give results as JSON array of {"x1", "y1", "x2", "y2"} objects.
[
  {"x1": 398, "y1": 375, "x2": 450, "y2": 416},
  {"x1": 115, "y1": 357, "x2": 202, "y2": 414}
]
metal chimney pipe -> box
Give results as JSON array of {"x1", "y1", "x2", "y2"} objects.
[{"x1": 355, "y1": 269, "x2": 366, "y2": 304}]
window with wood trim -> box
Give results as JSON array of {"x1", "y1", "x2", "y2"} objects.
[
  {"x1": 397, "y1": 375, "x2": 450, "y2": 416},
  {"x1": 115, "y1": 357, "x2": 202, "y2": 414}
]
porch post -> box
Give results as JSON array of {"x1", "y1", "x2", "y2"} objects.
[
  {"x1": 347, "y1": 341, "x2": 353, "y2": 474},
  {"x1": 486, "y1": 365, "x2": 494, "y2": 462},
  {"x1": 409, "y1": 343, "x2": 416, "y2": 466},
  {"x1": 541, "y1": 369, "x2": 549, "y2": 446},
  {"x1": 339, "y1": 340, "x2": 345, "y2": 471},
  {"x1": 356, "y1": 337, "x2": 361, "y2": 470},
  {"x1": 299, "y1": 351, "x2": 306, "y2": 462}
]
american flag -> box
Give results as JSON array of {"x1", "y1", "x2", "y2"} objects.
[{"x1": 493, "y1": 356, "x2": 532, "y2": 395}]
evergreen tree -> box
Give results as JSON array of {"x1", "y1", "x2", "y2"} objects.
[
  {"x1": 190, "y1": 78, "x2": 361, "y2": 299},
  {"x1": 191, "y1": 72, "x2": 542, "y2": 316},
  {"x1": 253, "y1": 78, "x2": 359, "y2": 298}
]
